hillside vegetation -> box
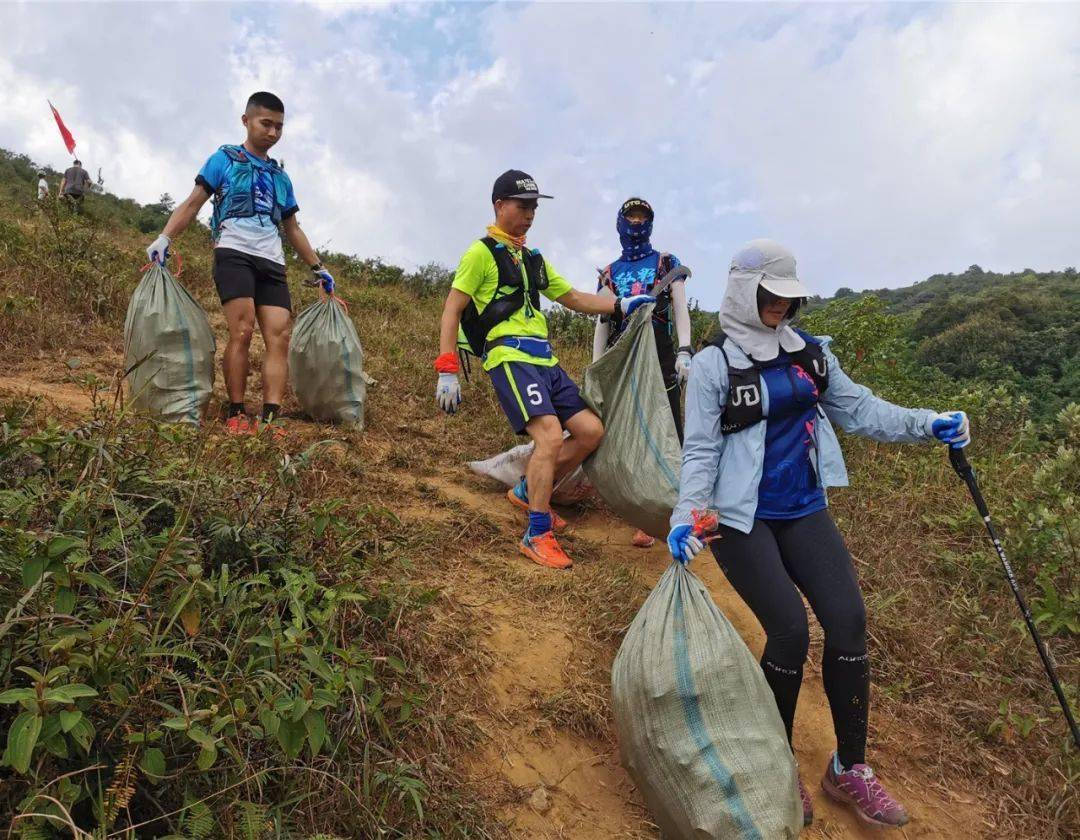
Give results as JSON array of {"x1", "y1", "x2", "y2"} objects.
[
  {"x1": 0, "y1": 148, "x2": 1077, "y2": 838},
  {"x1": 826, "y1": 265, "x2": 1080, "y2": 420}
]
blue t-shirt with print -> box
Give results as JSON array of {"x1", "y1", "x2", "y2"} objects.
[
  {"x1": 196, "y1": 147, "x2": 298, "y2": 264},
  {"x1": 755, "y1": 352, "x2": 828, "y2": 519},
  {"x1": 599, "y1": 251, "x2": 680, "y2": 336}
]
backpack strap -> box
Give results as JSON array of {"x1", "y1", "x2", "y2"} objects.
[
  {"x1": 708, "y1": 330, "x2": 764, "y2": 435},
  {"x1": 220, "y1": 144, "x2": 249, "y2": 163},
  {"x1": 459, "y1": 239, "x2": 530, "y2": 357}
]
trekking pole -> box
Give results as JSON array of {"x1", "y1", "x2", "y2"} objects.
[{"x1": 948, "y1": 446, "x2": 1080, "y2": 750}]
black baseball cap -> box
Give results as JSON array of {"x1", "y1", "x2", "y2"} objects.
[
  {"x1": 492, "y1": 169, "x2": 553, "y2": 203},
  {"x1": 620, "y1": 197, "x2": 653, "y2": 220}
]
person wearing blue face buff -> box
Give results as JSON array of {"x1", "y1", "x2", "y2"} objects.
[
  {"x1": 667, "y1": 240, "x2": 971, "y2": 829},
  {"x1": 594, "y1": 198, "x2": 694, "y2": 548}
]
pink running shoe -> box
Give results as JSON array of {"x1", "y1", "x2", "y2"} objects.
[
  {"x1": 798, "y1": 775, "x2": 813, "y2": 826},
  {"x1": 821, "y1": 753, "x2": 909, "y2": 828}
]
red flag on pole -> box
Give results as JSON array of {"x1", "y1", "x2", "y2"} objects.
[{"x1": 48, "y1": 100, "x2": 76, "y2": 156}]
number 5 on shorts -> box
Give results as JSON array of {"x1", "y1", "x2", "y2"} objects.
[{"x1": 526, "y1": 383, "x2": 543, "y2": 406}]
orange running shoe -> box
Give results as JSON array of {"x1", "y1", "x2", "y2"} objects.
[
  {"x1": 506, "y1": 486, "x2": 568, "y2": 531},
  {"x1": 631, "y1": 529, "x2": 656, "y2": 548},
  {"x1": 519, "y1": 530, "x2": 573, "y2": 570},
  {"x1": 224, "y1": 414, "x2": 253, "y2": 436}
]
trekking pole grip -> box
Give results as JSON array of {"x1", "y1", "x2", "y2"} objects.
[{"x1": 948, "y1": 445, "x2": 990, "y2": 519}]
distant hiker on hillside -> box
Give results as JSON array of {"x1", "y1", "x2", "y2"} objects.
[
  {"x1": 593, "y1": 197, "x2": 693, "y2": 548},
  {"x1": 60, "y1": 159, "x2": 91, "y2": 212},
  {"x1": 668, "y1": 239, "x2": 972, "y2": 829},
  {"x1": 146, "y1": 91, "x2": 334, "y2": 437},
  {"x1": 435, "y1": 169, "x2": 654, "y2": 570},
  {"x1": 36, "y1": 170, "x2": 49, "y2": 200}
]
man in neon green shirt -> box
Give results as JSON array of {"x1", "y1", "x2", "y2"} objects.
[{"x1": 435, "y1": 169, "x2": 654, "y2": 570}]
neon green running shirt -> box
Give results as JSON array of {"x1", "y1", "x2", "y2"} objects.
[{"x1": 452, "y1": 239, "x2": 573, "y2": 371}]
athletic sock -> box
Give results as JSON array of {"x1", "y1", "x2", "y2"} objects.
[
  {"x1": 228, "y1": 403, "x2": 246, "y2": 418},
  {"x1": 760, "y1": 655, "x2": 804, "y2": 745},
  {"x1": 527, "y1": 510, "x2": 552, "y2": 538},
  {"x1": 513, "y1": 476, "x2": 529, "y2": 504},
  {"x1": 822, "y1": 646, "x2": 870, "y2": 768},
  {"x1": 262, "y1": 403, "x2": 280, "y2": 423}
]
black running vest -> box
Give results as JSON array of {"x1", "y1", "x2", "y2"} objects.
[
  {"x1": 459, "y1": 237, "x2": 549, "y2": 356},
  {"x1": 709, "y1": 330, "x2": 829, "y2": 435}
]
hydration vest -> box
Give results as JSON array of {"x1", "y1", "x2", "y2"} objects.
[
  {"x1": 208, "y1": 145, "x2": 290, "y2": 241},
  {"x1": 459, "y1": 237, "x2": 550, "y2": 357},
  {"x1": 600, "y1": 253, "x2": 674, "y2": 340},
  {"x1": 709, "y1": 329, "x2": 829, "y2": 435}
]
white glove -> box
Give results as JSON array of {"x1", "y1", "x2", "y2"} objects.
[
  {"x1": 675, "y1": 350, "x2": 692, "y2": 385},
  {"x1": 436, "y1": 373, "x2": 462, "y2": 414},
  {"x1": 146, "y1": 233, "x2": 170, "y2": 265}
]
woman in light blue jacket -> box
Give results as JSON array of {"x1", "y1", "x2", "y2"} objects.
[{"x1": 667, "y1": 240, "x2": 970, "y2": 830}]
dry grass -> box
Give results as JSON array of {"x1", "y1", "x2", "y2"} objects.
[{"x1": 833, "y1": 437, "x2": 1079, "y2": 839}]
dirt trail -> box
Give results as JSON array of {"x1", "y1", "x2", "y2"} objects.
[
  {"x1": 430, "y1": 473, "x2": 992, "y2": 840},
  {"x1": 0, "y1": 374, "x2": 99, "y2": 413},
  {"x1": 0, "y1": 370, "x2": 992, "y2": 838}
]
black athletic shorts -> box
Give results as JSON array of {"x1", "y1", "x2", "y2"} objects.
[{"x1": 213, "y1": 248, "x2": 291, "y2": 310}]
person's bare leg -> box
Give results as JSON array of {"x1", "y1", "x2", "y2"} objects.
[
  {"x1": 255, "y1": 304, "x2": 291, "y2": 406},
  {"x1": 524, "y1": 415, "x2": 564, "y2": 515},
  {"x1": 553, "y1": 409, "x2": 604, "y2": 479},
  {"x1": 222, "y1": 298, "x2": 257, "y2": 404}
]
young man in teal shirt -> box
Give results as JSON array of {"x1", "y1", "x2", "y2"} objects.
[{"x1": 147, "y1": 91, "x2": 334, "y2": 436}]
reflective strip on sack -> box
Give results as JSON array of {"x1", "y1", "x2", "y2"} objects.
[
  {"x1": 627, "y1": 337, "x2": 679, "y2": 492},
  {"x1": 673, "y1": 579, "x2": 763, "y2": 840}
]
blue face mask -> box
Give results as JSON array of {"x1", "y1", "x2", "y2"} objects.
[{"x1": 617, "y1": 214, "x2": 655, "y2": 262}]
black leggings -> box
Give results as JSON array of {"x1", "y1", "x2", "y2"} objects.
[{"x1": 710, "y1": 509, "x2": 870, "y2": 767}]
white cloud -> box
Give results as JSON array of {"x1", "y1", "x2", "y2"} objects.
[{"x1": 1, "y1": 2, "x2": 1077, "y2": 307}]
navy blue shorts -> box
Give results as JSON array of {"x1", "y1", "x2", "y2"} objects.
[{"x1": 487, "y1": 362, "x2": 589, "y2": 435}]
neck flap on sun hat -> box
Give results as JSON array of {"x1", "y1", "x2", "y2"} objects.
[
  {"x1": 718, "y1": 239, "x2": 810, "y2": 362},
  {"x1": 617, "y1": 205, "x2": 655, "y2": 262}
]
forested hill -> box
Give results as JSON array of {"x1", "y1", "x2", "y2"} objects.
[{"x1": 812, "y1": 265, "x2": 1079, "y2": 420}]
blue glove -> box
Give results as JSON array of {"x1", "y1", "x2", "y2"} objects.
[
  {"x1": 617, "y1": 294, "x2": 655, "y2": 318},
  {"x1": 667, "y1": 524, "x2": 704, "y2": 565},
  {"x1": 931, "y1": 411, "x2": 970, "y2": 448},
  {"x1": 305, "y1": 264, "x2": 335, "y2": 294}
]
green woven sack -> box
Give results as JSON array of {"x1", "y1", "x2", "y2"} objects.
[
  {"x1": 289, "y1": 297, "x2": 366, "y2": 427},
  {"x1": 581, "y1": 303, "x2": 681, "y2": 538},
  {"x1": 613, "y1": 562, "x2": 803, "y2": 839},
  {"x1": 123, "y1": 263, "x2": 215, "y2": 424}
]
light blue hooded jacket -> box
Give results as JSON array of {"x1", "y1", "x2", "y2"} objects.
[{"x1": 671, "y1": 241, "x2": 938, "y2": 534}]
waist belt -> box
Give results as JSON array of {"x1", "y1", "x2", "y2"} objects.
[{"x1": 484, "y1": 336, "x2": 553, "y2": 359}]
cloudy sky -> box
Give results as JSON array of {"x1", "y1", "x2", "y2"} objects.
[{"x1": 3, "y1": 2, "x2": 1077, "y2": 308}]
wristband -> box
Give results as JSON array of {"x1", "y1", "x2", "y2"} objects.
[
  {"x1": 310, "y1": 262, "x2": 324, "y2": 273},
  {"x1": 434, "y1": 352, "x2": 460, "y2": 374},
  {"x1": 678, "y1": 345, "x2": 693, "y2": 354}
]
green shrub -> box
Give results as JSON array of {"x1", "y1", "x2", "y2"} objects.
[{"x1": 0, "y1": 395, "x2": 479, "y2": 838}]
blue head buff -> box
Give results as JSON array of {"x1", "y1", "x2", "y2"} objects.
[{"x1": 617, "y1": 213, "x2": 655, "y2": 261}]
